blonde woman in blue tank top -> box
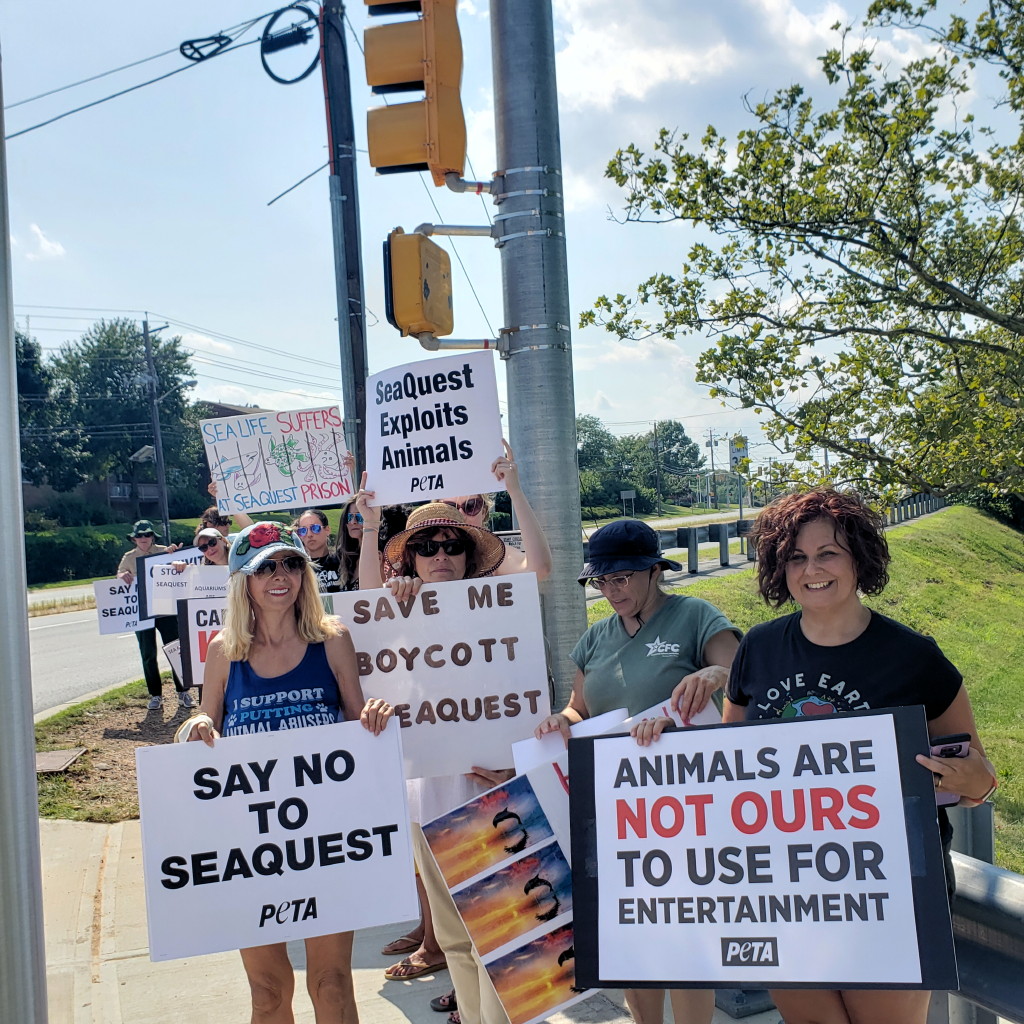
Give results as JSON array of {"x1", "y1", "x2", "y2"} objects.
[{"x1": 182, "y1": 521, "x2": 393, "y2": 1024}]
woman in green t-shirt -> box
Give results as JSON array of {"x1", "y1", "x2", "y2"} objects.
[{"x1": 535, "y1": 518, "x2": 740, "y2": 1024}]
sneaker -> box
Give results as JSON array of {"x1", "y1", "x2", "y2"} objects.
[
  {"x1": 147, "y1": 696, "x2": 163, "y2": 710},
  {"x1": 178, "y1": 691, "x2": 196, "y2": 709}
]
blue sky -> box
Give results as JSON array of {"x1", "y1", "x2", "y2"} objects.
[{"x1": 1, "y1": 0, "x2": 901, "y2": 469}]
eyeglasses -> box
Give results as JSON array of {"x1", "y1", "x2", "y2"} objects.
[
  {"x1": 345, "y1": 512, "x2": 363, "y2": 524},
  {"x1": 296, "y1": 523, "x2": 324, "y2": 536},
  {"x1": 408, "y1": 538, "x2": 467, "y2": 558},
  {"x1": 588, "y1": 571, "x2": 639, "y2": 591},
  {"x1": 252, "y1": 555, "x2": 306, "y2": 578},
  {"x1": 136, "y1": 532, "x2": 156, "y2": 539},
  {"x1": 442, "y1": 497, "x2": 485, "y2": 517},
  {"x1": 197, "y1": 540, "x2": 221, "y2": 553}
]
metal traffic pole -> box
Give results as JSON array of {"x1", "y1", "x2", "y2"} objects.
[
  {"x1": 490, "y1": 0, "x2": 586, "y2": 705},
  {"x1": 0, "y1": 47, "x2": 50, "y2": 1023}
]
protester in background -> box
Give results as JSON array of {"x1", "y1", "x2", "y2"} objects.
[
  {"x1": 291, "y1": 508, "x2": 342, "y2": 592},
  {"x1": 203, "y1": 480, "x2": 253, "y2": 539},
  {"x1": 534, "y1": 518, "x2": 740, "y2": 1024},
  {"x1": 192, "y1": 527, "x2": 229, "y2": 567},
  {"x1": 442, "y1": 440, "x2": 551, "y2": 581},
  {"x1": 355, "y1": 489, "x2": 515, "y2": 1024},
  {"x1": 116, "y1": 519, "x2": 192, "y2": 711},
  {"x1": 719, "y1": 489, "x2": 995, "y2": 1024},
  {"x1": 180, "y1": 520, "x2": 393, "y2": 1024},
  {"x1": 333, "y1": 498, "x2": 364, "y2": 590}
]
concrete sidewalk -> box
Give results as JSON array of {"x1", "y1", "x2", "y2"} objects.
[{"x1": 39, "y1": 818, "x2": 778, "y2": 1024}]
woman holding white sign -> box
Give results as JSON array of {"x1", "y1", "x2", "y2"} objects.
[
  {"x1": 355, "y1": 487, "x2": 518, "y2": 1024},
  {"x1": 179, "y1": 520, "x2": 394, "y2": 1024},
  {"x1": 534, "y1": 518, "x2": 741, "y2": 1024},
  {"x1": 721, "y1": 489, "x2": 995, "y2": 1024}
]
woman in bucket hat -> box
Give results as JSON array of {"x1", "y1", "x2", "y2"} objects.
[
  {"x1": 178, "y1": 521, "x2": 394, "y2": 1023},
  {"x1": 535, "y1": 518, "x2": 742, "y2": 1024}
]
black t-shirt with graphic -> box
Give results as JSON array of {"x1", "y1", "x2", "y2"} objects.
[
  {"x1": 314, "y1": 552, "x2": 344, "y2": 594},
  {"x1": 726, "y1": 610, "x2": 962, "y2": 722}
]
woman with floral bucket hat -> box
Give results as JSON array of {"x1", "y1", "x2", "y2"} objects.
[{"x1": 177, "y1": 520, "x2": 394, "y2": 1024}]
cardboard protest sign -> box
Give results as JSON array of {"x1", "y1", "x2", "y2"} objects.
[
  {"x1": 176, "y1": 597, "x2": 227, "y2": 689},
  {"x1": 323, "y1": 575, "x2": 550, "y2": 778},
  {"x1": 201, "y1": 405, "x2": 354, "y2": 515},
  {"x1": 136, "y1": 720, "x2": 417, "y2": 961},
  {"x1": 137, "y1": 548, "x2": 204, "y2": 620},
  {"x1": 161, "y1": 639, "x2": 184, "y2": 682},
  {"x1": 422, "y1": 758, "x2": 589, "y2": 1024},
  {"x1": 570, "y1": 707, "x2": 958, "y2": 990},
  {"x1": 93, "y1": 579, "x2": 154, "y2": 635},
  {"x1": 364, "y1": 350, "x2": 504, "y2": 505}
]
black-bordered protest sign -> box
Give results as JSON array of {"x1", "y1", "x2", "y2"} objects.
[
  {"x1": 93, "y1": 578, "x2": 154, "y2": 634},
  {"x1": 136, "y1": 720, "x2": 416, "y2": 961},
  {"x1": 322, "y1": 574, "x2": 550, "y2": 778},
  {"x1": 422, "y1": 756, "x2": 590, "y2": 1024},
  {"x1": 364, "y1": 350, "x2": 505, "y2": 505},
  {"x1": 176, "y1": 596, "x2": 227, "y2": 689},
  {"x1": 570, "y1": 706, "x2": 957, "y2": 990},
  {"x1": 201, "y1": 405, "x2": 355, "y2": 516},
  {"x1": 137, "y1": 548, "x2": 204, "y2": 620}
]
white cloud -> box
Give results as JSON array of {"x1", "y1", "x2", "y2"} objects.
[
  {"x1": 195, "y1": 383, "x2": 341, "y2": 412},
  {"x1": 182, "y1": 331, "x2": 234, "y2": 356},
  {"x1": 25, "y1": 223, "x2": 65, "y2": 261}
]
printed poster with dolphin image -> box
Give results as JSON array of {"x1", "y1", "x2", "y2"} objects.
[{"x1": 201, "y1": 405, "x2": 354, "y2": 515}]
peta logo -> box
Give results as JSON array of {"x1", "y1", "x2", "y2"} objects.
[
  {"x1": 644, "y1": 636, "x2": 680, "y2": 657},
  {"x1": 721, "y1": 937, "x2": 779, "y2": 966}
]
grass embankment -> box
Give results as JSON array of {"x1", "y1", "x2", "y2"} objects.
[{"x1": 589, "y1": 506, "x2": 1024, "y2": 872}]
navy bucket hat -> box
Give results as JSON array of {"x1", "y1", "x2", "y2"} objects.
[{"x1": 578, "y1": 518, "x2": 681, "y2": 585}]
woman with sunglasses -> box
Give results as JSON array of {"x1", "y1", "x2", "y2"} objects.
[
  {"x1": 180, "y1": 520, "x2": 393, "y2": 1024},
  {"x1": 441, "y1": 440, "x2": 552, "y2": 581},
  {"x1": 192, "y1": 527, "x2": 229, "y2": 566},
  {"x1": 534, "y1": 518, "x2": 741, "y2": 1024},
  {"x1": 291, "y1": 508, "x2": 345, "y2": 593},
  {"x1": 354, "y1": 490, "x2": 515, "y2": 1024}
]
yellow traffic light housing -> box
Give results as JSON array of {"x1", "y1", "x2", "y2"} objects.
[
  {"x1": 384, "y1": 228, "x2": 454, "y2": 337},
  {"x1": 364, "y1": 0, "x2": 466, "y2": 186}
]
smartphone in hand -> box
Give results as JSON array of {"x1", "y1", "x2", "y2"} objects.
[{"x1": 930, "y1": 732, "x2": 971, "y2": 806}]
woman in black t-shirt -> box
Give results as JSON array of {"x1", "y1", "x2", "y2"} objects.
[{"x1": 722, "y1": 489, "x2": 996, "y2": 1024}]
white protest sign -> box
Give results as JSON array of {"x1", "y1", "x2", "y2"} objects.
[
  {"x1": 365, "y1": 350, "x2": 505, "y2": 505},
  {"x1": 136, "y1": 720, "x2": 417, "y2": 961},
  {"x1": 512, "y1": 708, "x2": 628, "y2": 776},
  {"x1": 571, "y1": 708, "x2": 958, "y2": 990},
  {"x1": 201, "y1": 405, "x2": 354, "y2": 515},
  {"x1": 137, "y1": 548, "x2": 204, "y2": 619},
  {"x1": 422, "y1": 757, "x2": 589, "y2": 1024},
  {"x1": 93, "y1": 579, "x2": 154, "y2": 635},
  {"x1": 176, "y1": 597, "x2": 227, "y2": 689},
  {"x1": 187, "y1": 564, "x2": 229, "y2": 600},
  {"x1": 161, "y1": 639, "x2": 184, "y2": 682},
  {"x1": 323, "y1": 575, "x2": 550, "y2": 778}
]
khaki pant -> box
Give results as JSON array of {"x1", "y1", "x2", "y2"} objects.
[{"x1": 413, "y1": 825, "x2": 512, "y2": 1024}]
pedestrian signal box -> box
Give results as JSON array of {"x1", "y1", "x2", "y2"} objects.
[
  {"x1": 364, "y1": 0, "x2": 466, "y2": 186},
  {"x1": 383, "y1": 228, "x2": 454, "y2": 337}
]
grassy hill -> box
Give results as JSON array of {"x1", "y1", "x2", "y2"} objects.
[{"x1": 589, "y1": 505, "x2": 1024, "y2": 871}]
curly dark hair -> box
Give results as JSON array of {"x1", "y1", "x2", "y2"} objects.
[
  {"x1": 397, "y1": 526, "x2": 480, "y2": 578},
  {"x1": 754, "y1": 489, "x2": 890, "y2": 607},
  {"x1": 200, "y1": 505, "x2": 231, "y2": 529}
]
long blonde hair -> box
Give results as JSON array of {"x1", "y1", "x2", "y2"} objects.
[{"x1": 220, "y1": 562, "x2": 338, "y2": 662}]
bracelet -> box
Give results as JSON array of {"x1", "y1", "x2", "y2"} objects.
[
  {"x1": 968, "y1": 773, "x2": 999, "y2": 804},
  {"x1": 362, "y1": 526, "x2": 380, "y2": 532}
]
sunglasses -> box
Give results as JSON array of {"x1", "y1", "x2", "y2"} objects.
[
  {"x1": 252, "y1": 555, "x2": 306, "y2": 578},
  {"x1": 345, "y1": 512, "x2": 364, "y2": 524},
  {"x1": 408, "y1": 538, "x2": 467, "y2": 558},
  {"x1": 296, "y1": 523, "x2": 324, "y2": 537},
  {"x1": 442, "y1": 497, "x2": 485, "y2": 517},
  {"x1": 135, "y1": 532, "x2": 156, "y2": 539},
  {"x1": 197, "y1": 539, "x2": 221, "y2": 553}
]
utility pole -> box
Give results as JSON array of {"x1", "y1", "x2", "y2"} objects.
[
  {"x1": 491, "y1": 1, "x2": 585, "y2": 705},
  {"x1": 650, "y1": 421, "x2": 661, "y2": 516},
  {"x1": 143, "y1": 320, "x2": 171, "y2": 544},
  {"x1": 706, "y1": 429, "x2": 721, "y2": 509},
  {"x1": 0, "y1": 59, "x2": 49, "y2": 1024},
  {"x1": 320, "y1": 1, "x2": 368, "y2": 470}
]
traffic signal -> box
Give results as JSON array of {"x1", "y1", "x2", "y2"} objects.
[
  {"x1": 383, "y1": 228, "x2": 454, "y2": 337},
  {"x1": 364, "y1": 0, "x2": 466, "y2": 186}
]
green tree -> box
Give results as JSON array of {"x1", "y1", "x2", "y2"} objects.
[
  {"x1": 576, "y1": 414, "x2": 619, "y2": 473},
  {"x1": 47, "y1": 319, "x2": 200, "y2": 502},
  {"x1": 584, "y1": 0, "x2": 1024, "y2": 497},
  {"x1": 16, "y1": 329, "x2": 88, "y2": 490}
]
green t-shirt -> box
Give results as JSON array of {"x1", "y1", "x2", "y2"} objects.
[{"x1": 570, "y1": 594, "x2": 740, "y2": 717}]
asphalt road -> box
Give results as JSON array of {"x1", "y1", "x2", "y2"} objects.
[{"x1": 28, "y1": 608, "x2": 148, "y2": 715}]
